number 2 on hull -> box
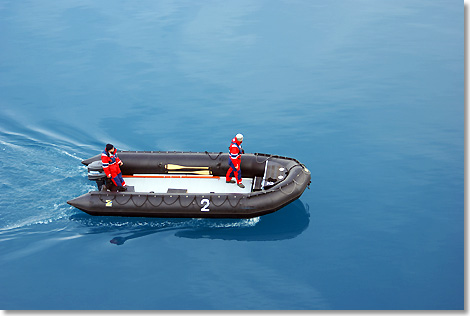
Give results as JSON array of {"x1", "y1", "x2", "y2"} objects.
[{"x1": 200, "y1": 199, "x2": 210, "y2": 212}]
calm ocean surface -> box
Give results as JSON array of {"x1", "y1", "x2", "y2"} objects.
[{"x1": 0, "y1": 0, "x2": 463, "y2": 310}]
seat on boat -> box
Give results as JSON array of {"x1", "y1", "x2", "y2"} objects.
[
  {"x1": 167, "y1": 188, "x2": 188, "y2": 193},
  {"x1": 105, "y1": 185, "x2": 135, "y2": 192}
]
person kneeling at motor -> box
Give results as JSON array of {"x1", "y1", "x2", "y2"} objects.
[
  {"x1": 102, "y1": 143, "x2": 127, "y2": 191},
  {"x1": 226, "y1": 133, "x2": 245, "y2": 188}
]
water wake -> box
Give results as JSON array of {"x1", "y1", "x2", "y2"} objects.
[{"x1": 0, "y1": 129, "x2": 93, "y2": 231}]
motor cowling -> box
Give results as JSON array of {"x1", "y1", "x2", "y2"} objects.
[{"x1": 87, "y1": 160, "x2": 106, "y2": 189}]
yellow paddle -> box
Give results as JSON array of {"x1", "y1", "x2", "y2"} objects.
[
  {"x1": 167, "y1": 170, "x2": 211, "y2": 175},
  {"x1": 166, "y1": 164, "x2": 210, "y2": 170}
]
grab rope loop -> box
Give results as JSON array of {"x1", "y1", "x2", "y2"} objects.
[
  {"x1": 293, "y1": 171, "x2": 307, "y2": 185},
  {"x1": 147, "y1": 195, "x2": 163, "y2": 207},
  {"x1": 227, "y1": 195, "x2": 244, "y2": 208},
  {"x1": 130, "y1": 194, "x2": 148, "y2": 207},
  {"x1": 98, "y1": 193, "x2": 114, "y2": 203},
  {"x1": 255, "y1": 154, "x2": 271, "y2": 164},
  {"x1": 178, "y1": 195, "x2": 196, "y2": 208},
  {"x1": 115, "y1": 194, "x2": 132, "y2": 205},
  {"x1": 279, "y1": 182, "x2": 297, "y2": 195},
  {"x1": 205, "y1": 151, "x2": 223, "y2": 160},
  {"x1": 211, "y1": 195, "x2": 228, "y2": 207},
  {"x1": 163, "y1": 195, "x2": 179, "y2": 205}
]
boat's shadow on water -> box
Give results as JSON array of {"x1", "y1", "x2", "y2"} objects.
[{"x1": 69, "y1": 199, "x2": 310, "y2": 245}]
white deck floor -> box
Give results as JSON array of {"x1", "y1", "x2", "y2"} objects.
[{"x1": 122, "y1": 174, "x2": 253, "y2": 194}]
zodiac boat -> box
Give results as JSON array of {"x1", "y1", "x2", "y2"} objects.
[{"x1": 67, "y1": 151, "x2": 311, "y2": 219}]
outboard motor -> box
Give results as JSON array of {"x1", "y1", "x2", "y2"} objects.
[{"x1": 87, "y1": 160, "x2": 107, "y2": 190}]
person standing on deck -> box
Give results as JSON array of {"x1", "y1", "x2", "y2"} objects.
[
  {"x1": 102, "y1": 144, "x2": 127, "y2": 191},
  {"x1": 226, "y1": 133, "x2": 245, "y2": 188}
]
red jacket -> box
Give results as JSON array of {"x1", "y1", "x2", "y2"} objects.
[
  {"x1": 101, "y1": 150, "x2": 122, "y2": 177},
  {"x1": 229, "y1": 137, "x2": 243, "y2": 161}
]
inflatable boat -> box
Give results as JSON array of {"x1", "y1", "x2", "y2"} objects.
[{"x1": 67, "y1": 151, "x2": 311, "y2": 219}]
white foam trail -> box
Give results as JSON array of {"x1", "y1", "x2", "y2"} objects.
[
  {"x1": 1, "y1": 215, "x2": 54, "y2": 231},
  {"x1": 209, "y1": 217, "x2": 260, "y2": 228},
  {"x1": 57, "y1": 149, "x2": 84, "y2": 161},
  {"x1": 0, "y1": 128, "x2": 95, "y2": 158},
  {"x1": 0, "y1": 203, "x2": 74, "y2": 231},
  {"x1": 0, "y1": 138, "x2": 22, "y2": 149}
]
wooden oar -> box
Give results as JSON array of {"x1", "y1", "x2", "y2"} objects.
[
  {"x1": 166, "y1": 164, "x2": 209, "y2": 170},
  {"x1": 167, "y1": 170, "x2": 211, "y2": 175}
]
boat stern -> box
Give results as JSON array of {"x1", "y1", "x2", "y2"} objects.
[{"x1": 67, "y1": 193, "x2": 93, "y2": 213}]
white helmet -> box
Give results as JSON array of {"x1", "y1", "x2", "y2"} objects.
[{"x1": 236, "y1": 133, "x2": 244, "y2": 142}]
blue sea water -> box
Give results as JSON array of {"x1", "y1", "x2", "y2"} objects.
[{"x1": 0, "y1": 0, "x2": 463, "y2": 310}]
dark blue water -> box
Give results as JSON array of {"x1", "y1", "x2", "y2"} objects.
[{"x1": 0, "y1": 0, "x2": 463, "y2": 310}]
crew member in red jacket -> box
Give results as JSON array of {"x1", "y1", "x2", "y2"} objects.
[
  {"x1": 226, "y1": 134, "x2": 245, "y2": 188},
  {"x1": 102, "y1": 144, "x2": 127, "y2": 191}
]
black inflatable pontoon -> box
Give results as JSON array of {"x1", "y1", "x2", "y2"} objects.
[{"x1": 67, "y1": 151, "x2": 311, "y2": 219}]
